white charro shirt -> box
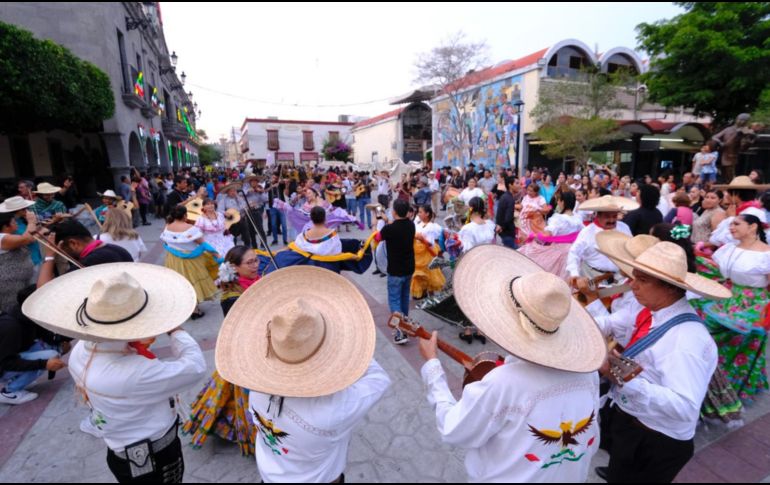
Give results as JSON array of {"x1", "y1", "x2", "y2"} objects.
[
  {"x1": 544, "y1": 213, "x2": 584, "y2": 237},
  {"x1": 588, "y1": 297, "x2": 716, "y2": 440},
  {"x1": 422, "y1": 357, "x2": 600, "y2": 483},
  {"x1": 566, "y1": 221, "x2": 632, "y2": 278},
  {"x1": 249, "y1": 360, "x2": 390, "y2": 483},
  {"x1": 68, "y1": 331, "x2": 207, "y2": 451}
]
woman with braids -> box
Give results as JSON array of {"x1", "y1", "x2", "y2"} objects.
[
  {"x1": 183, "y1": 246, "x2": 259, "y2": 455},
  {"x1": 160, "y1": 205, "x2": 218, "y2": 319},
  {"x1": 411, "y1": 205, "x2": 446, "y2": 299},
  {"x1": 691, "y1": 213, "x2": 770, "y2": 403},
  {"x1": 458, "y1": 196, "x2": 496, "y2": 253}
]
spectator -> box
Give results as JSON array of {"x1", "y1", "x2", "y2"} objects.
[{"x1": 623, "y1": 184, "x2": 663, "y2": 236}]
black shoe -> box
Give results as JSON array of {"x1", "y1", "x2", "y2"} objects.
[
  {"x1": 595, "y1": 466, "x2": 608, "y2": 481},
  {"x1": 459, "y1": 329, "x2": 473, "y2": 344},
  {"x1": 190, "y1": 311, "x2": 205, "y2": 320},
  {"x1": 142, "y1": 222, "x2": 152, "y2": 226},
  {"x1": 373, "y1": 269, "x2": 382, "y2": 275}
]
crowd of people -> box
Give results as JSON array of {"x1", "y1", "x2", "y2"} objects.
[{"x1": 0, "y1": 153, "x2": 769, "y2": 483}]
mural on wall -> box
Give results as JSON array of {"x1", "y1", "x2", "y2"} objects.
[{"x1": 433, "y1": 74, "x2": 523, "y2": 169}]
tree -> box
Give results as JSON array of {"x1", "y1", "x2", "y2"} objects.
[
  {"x1": 0, "y1": 21, "x2": 114, "y2": 134},
  {"x1": 636, "y1": 2, "x2": 770, "y2": 128},
  {"x1": 198, "y1": 143, "x2": 221, "y2": 166},
  {"x1": 531, "y1": 67, "x2": 630, "y2": 170},
  {"x1": 414, "y1": 31, "x2": 489, "y2": 166}
]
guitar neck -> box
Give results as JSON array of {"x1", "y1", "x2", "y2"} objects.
[{"x1": 411, "y1": 326, "x2": 474, "y2": 370}]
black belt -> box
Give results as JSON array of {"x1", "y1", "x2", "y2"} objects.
[{"x1": 112, "y1": 421, "x2": 178, "y2": 460}]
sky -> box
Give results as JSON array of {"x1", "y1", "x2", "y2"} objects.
[{"x1": 159, "y1": 2, "x2": 683, "y2": 142}]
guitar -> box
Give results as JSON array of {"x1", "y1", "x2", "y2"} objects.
[
  {"x1": 325, "y1": 188, "x2": 343, "y2": 203},
  {"x1": 387, "y1": 312, "x2": 503, "y2": 387},
  {"x1": 354, "y1": 182, "x2": 370, "y2": 197},
  {"x1": 606, "y1": 340, "x2": 644, "y2": 386}
]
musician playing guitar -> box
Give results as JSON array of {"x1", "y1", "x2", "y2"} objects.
[{"x1": 419, "y1": 245, "x2": 604, "y2": 483}]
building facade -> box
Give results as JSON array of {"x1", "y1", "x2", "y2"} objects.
[
  {"x1": 0, "y1": 2, "x2": 199, "y2": 195},
  {"x1": 240, "y1": 118, "x2": 354, "y2": 168},
  {"x1": 430, "y1": 39, "x2": 712, "y2": 177}
]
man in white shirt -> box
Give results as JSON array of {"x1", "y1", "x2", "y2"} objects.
[
  {"x1": 589, "y1": 234, "x2": 730, "y2": 482},
  {"x1": 215, "y1": 266, "x2": 391, "y2": 483},
  {"x1": 567, "y1": 195, "x2": 637, "y2": 292},
  {"x1": 420, "y1": 246, "x2": 605, "y2": 483},
  {"x1": 22, "y1": 265, "x2": 207, "y2": 483},
  {"x1": 428, "y1": 171, "x2": 441, "y2": 215}
]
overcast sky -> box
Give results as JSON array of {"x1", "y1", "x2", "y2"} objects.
[{"x1": 159, "y1": 2, "x2": 683, "y2": 141}]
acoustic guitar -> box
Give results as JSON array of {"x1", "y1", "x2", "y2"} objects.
[
  {"x1": 325, "y1": 188, "x2": 343, "y2": 203},
  {"x1": 387, "y1": 312, "x2": 503, "y2": 387}
]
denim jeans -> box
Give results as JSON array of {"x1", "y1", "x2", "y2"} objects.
[
  {"x1": 387, "y1": 274, "x2": 413, "y2": 316},
  {"x1": 1, "y1": 341, "x2": 58, "y2": 392},
  {"x1": 357, "y1": 197, "x2": 372, "y2": 228},
  {"x1": 501, "y1": 234, "x2": 518, "y2": 250},
  {"x1": 269, "y1": 208, "x2": 288, "y2": 244}
]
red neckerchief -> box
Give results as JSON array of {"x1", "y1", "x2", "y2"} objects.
[
  {"x1": 593, "y1": 219, "x2": 605, "y2": 229},
  {"x1": 627, "y1": 308, "x2": 653, "y2": 348},
  {"x1": 238, "y1": 275, "x2": 259, "y2": 291},
  {"x1": 79, "y1": 240, "x2": 104, "y2": 259},
  {"x1": 736, "y1": 200, "x2": 761, "y2": 216},
  {"x1": 128, "y1": 342, "x2": 157, "y2": 359}
]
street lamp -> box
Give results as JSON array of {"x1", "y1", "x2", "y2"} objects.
[
  {"x1": 513, "y1": 99, "x2": 525, "y2": 175},
  {"x1": 180, "y1": 71, "x2": 186, "y2": 86}
]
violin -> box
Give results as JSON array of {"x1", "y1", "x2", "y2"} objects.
[{"x1": 387, "y1": 312, "x2": 503, "y2": 387}]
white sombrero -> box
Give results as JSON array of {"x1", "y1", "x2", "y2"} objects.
[
  {"x1": 713, "y1": 176, "x2": 770, "y2": 191},
  {"x1": 97, "y1": 190, "x2": 121, "y2": 200},
  {"x1": 0, "y1": 196, "x2": 35, "y2": 213},
  {"x1": 22, "y1": 263, "x2": 197, "y2": 342},
  {"x1": 578, "y1": 195, "x2": 639, "y2": 212},
  {"x1": 34, "y1": 182, "x2": 61, "y2": 195},
  {"x1": 597, "y1": 233, "x2": 731, "y2": 300},
  {"x1": 215, "y1": 266, "x2": 376, "y2": 397},
  {"x1": 453, "y1": 245, "x2": 607, "y2": 373}
]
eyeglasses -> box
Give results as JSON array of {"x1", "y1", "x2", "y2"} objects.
[{"x1": 241, "y1": 259, "x2": 259, "y2": 266}]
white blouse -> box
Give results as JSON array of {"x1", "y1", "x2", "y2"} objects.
[
  {"x1": 459, "y1": 220, "x2": 496, "y2": 253},
  {"x1": 545, "y1": 212, "x2": 584, "y2": 236},
  {"x1": 160, "y1": 226, "x2": 204, "y2": 252},
  {"x1": 414, "y1": 218, "x2": 443, "y2": 245},
  {"x1": 294, "y1": 230, "x2": 342, "y2": 256},
  {"x1": 713, "y1": 244, "x2": 770, "y2": 288},
  {"x1": 96, "y1": 233, "x2": 147, "y2": 262}
]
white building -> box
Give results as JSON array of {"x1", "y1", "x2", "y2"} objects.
[{"x1": 240, "y1": 118, "x2": 354, "y2": 168}]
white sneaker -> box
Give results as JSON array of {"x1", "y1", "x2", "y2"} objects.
[
  {"x1": 80, "y1": 415, "x2": 104, "y2": 438},
  {"x1": 0, "y1": 389, "x2": 38, "y2": 405},
  {"x1": 393, "y1": 330, "x2": 409, "y2": 345}
]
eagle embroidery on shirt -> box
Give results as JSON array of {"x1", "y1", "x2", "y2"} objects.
[
  {"x1": 526, "y1": 411, "x2": 595, "y2": 469},
  {"x1": 253, "y1": 410, "x2": 290, "y2": 456}
]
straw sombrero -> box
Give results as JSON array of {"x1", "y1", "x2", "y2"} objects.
[
  {"x1": 596, "y1": 233, "x2": 731, "y2": 300},
  {"x1": 22, "y1": 263, "x2": 196, "y2": 342},
  {"x1": 578, "y1": 195, "x2": 639, "y2": 212},
  {"x1": 34, "y1": 182, "x2": 61, "y2": 195},
  {"x1": 453, "y1": 245, "x2": 607, "y2": 373},
  {"x1": 713, "y1": 176, "x2": 770, "y2": 191},
  {"x1": 596, "y1": 232, "x2": 659, "y2": 277},
  {"x1": 220, "y1": 180, "x2": 244, "y2": 194},
  {"x1": 97, "y1": 190, "x2": 121, "y2": 200},
  {"x1": 0, "y1": 196, "x2": 35, "y2": 213},
  {"x1": 216, "y1": 266, "x2": 376, "y2": 397}
]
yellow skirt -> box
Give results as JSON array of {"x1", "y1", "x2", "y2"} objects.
[
  {"x1": 411, "y1": 241, "x2": 446, "y2": 298},
  {"x1": 164, "y1": 251, "x2": 218, "y2": 303}
]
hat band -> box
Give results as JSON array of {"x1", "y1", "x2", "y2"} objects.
[
  {"x1": 508, "y1": 278, "x2": 558, "y2": 335},
  {"x1": 266, "y1": 314, "x2": 327, "y2": 364},
  {"x1": 76, "y1": 291, "x2": 149, "y2": 327}
]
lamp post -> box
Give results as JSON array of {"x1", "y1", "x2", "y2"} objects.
[{"x1": 513, "y1": 99, "x2": 525, "y2": 176}]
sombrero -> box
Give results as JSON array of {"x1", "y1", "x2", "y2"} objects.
[
  {"x1": 34, "y1": 183, "x2": 61, "y2": 195},
  {"x1": 713, "y1": 176, "x2": 770, "y2": 191},
  {"x1": 22, "y1": 263, "x2": 196, "y2": 342},
  {"x1": 215, "y1": 266, "x2": 376, "y2": 397},
  {"x1": 596, "y1": 233, "x2": 731, "y2": 300},
  {"x1": 0, "y1": 196, "x2": 35, "y2": 213},
  {"x1": 453, "y1": 245, "x2": 606, "y2": 373},
  {"x1": 97, "y1": 190, "x2": 122, "y2": 200},
  {"x1": 578, "y1": 195, "x2": 639, "y2": 212}
]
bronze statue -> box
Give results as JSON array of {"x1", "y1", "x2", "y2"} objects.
[{"x1": 711, "y1": 113, "x2": 757, "y2": 181}]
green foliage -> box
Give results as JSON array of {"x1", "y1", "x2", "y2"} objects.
[
  {"x1": 535, "y1": 118, "x2": 625, "y2": 169},
  {"x1": 0, "y1": 21, "x2": 115, "y2": 134},
  {"x1": 198, "y1": 143, "x2": 221, "y2": 166},
  {"x1": 637, "y1": 2, "x2": 770, "y2": 128}
]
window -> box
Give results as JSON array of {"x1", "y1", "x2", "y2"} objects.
[
  {"x1": 302, "y1": 131, "x2": 314, "y2": 151},
  {"x1": 548, "y1": 55, "x2": 558, "y2": 67},
  {"x1": 569, "y1": 56, "x2": 584, "y2": 70},
  {"x1": 328, "y1": 131, "x2": 339, "y2": 143},
  {"x1": 117, "y1": 30, "x2": 130, "y2": 93},
  {"x1": 267, "y1": 130, "x2": 279, "y2": 151},
  {"x1": 371, "y1": 151, "x2": 379, "y2": 164},
  {"x1": 10, "y1": 136, "x2": 34, "y2": 178}
]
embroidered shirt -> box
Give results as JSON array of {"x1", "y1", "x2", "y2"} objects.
[
  {"x1": 422, "y1": 356, "x2": 600, "y2": 483},
  {"x1": 249, "y1": 359, "x2": 390, "y2": 483}
]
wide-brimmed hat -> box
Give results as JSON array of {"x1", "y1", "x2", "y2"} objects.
[
  {"x1": 596, "y1": 233, "x2": 731, "y2": 300},
  {"x1": 34, "y1": 182, "x2": 61, "y2": 195},
  {"x1": 0, "y1": 196, "x2": 35, "y2": 213},
  {"x1": 578, "y1": 195, "x2": 639, "y2": 212},
  {"x1": 713, "y1": 176, "x2": 770, "y2": 191},
  {"x1": 596, "y1": 232, "x2": 659, "y2": 277},
  {"x1": 216, "y1": 266, "x2": 376, "y2": 397},
  {"x1": 97, "y1": 190, "x2": 121, "y2": 200},
  {"x1": 220, "y1": 180, "x2": 244, "y2": 193},
  {"x1": 453, "y1": 245, "x2": 606, "y2": 373},
  {"x1": 22, "y1": 263, "x2": 196, "y2": 342}
]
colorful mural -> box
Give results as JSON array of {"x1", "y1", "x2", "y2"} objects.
[{"x1": 433, "y1": 74, "x2": 523, "y2": 169}]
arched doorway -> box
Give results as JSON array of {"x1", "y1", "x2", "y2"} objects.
[
  {"x1": 145, "y1": 138, "x2": 158, "y2": 173},
  {"x1": 159, "y1": 133, "x2": 170, "y2": 172},
  {"x1": 401, "y1": 102, "x2": 432, "y2": 163},
  {"x1": 128, "y1": 132, "x2": 144, "y2": 169}
]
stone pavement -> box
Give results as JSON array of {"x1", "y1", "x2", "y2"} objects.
[{"x1": 1, "y1": 215, "x2": 769, "y2": 482}]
